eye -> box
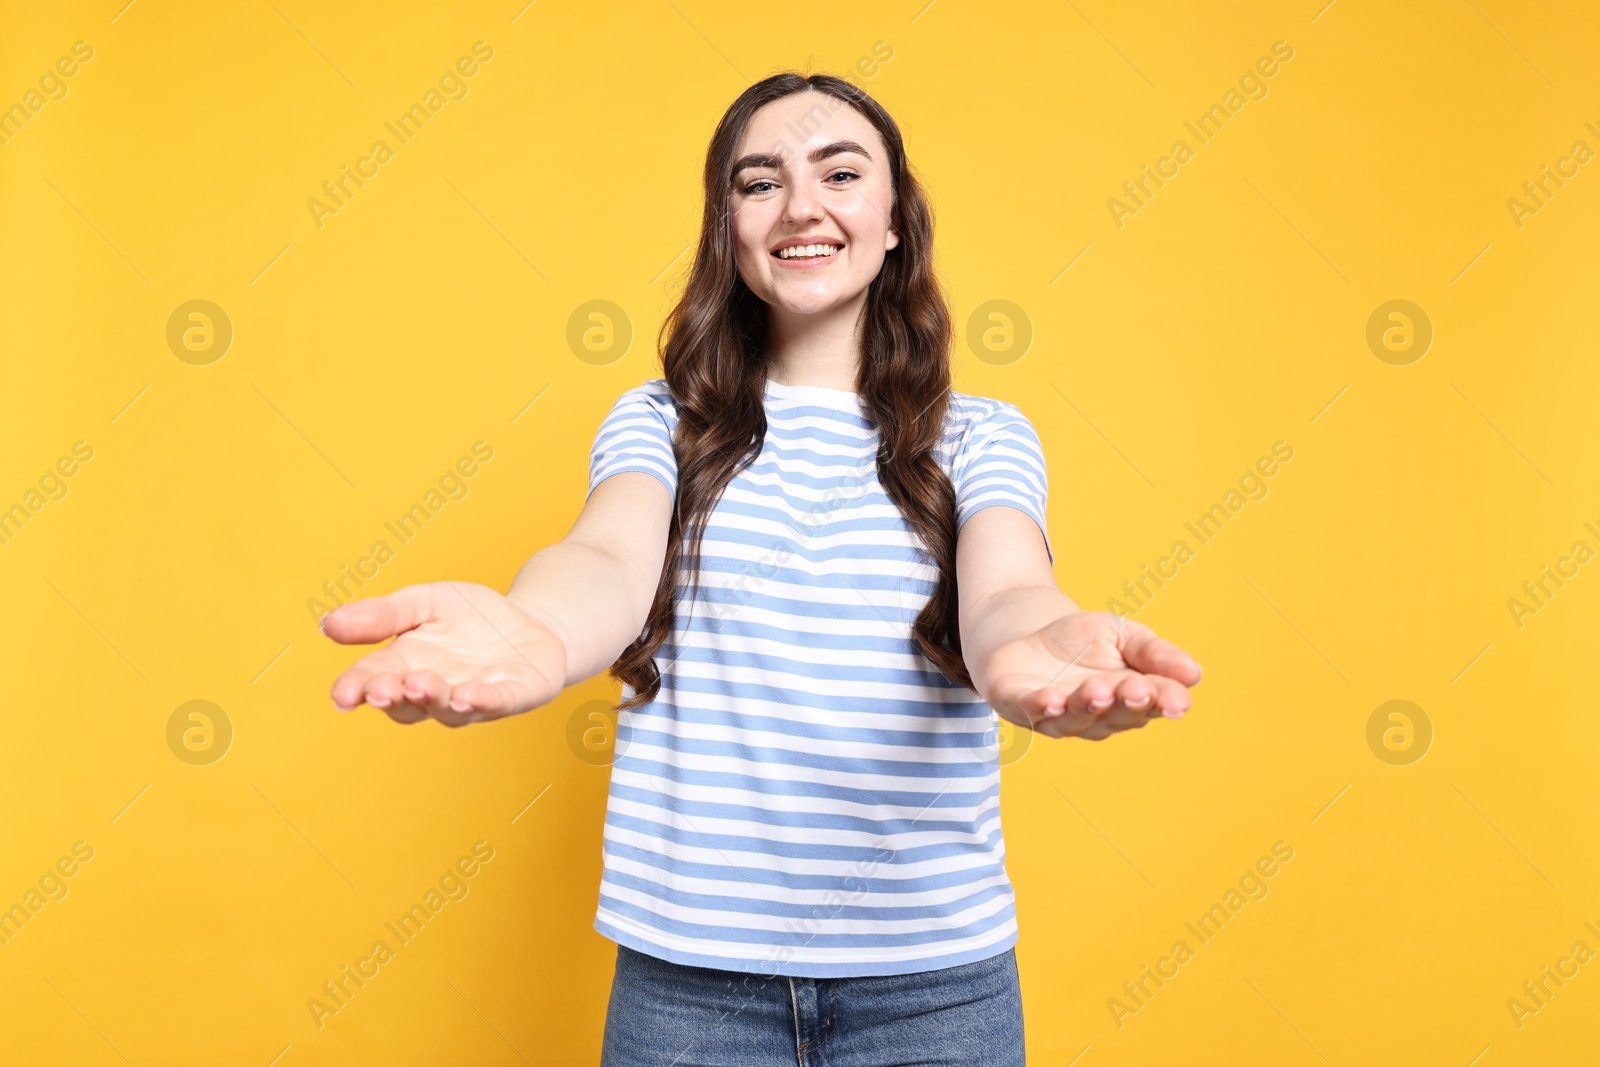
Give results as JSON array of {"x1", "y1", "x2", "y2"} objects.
[
  {"x1": 741, "y1": 178, "x2": 777, "y2": 195},
  {"x1": 826, "y1": 169, "x2": 861, "y2": 184}
]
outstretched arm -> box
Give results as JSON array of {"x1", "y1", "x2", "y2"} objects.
[
  {"x1": 956, "y1": 505, "x2": 1202, "y2": 741},
  {"x1": 322, "y1": 470, "x2": 672, "y2": 726},
  {"x1": 503, "y1": 471, "x2": 672, "y2": 685}
]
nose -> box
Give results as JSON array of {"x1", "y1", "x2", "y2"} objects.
[{"x1": 780, "y1": 178, "x2": 823, "y2": 226}]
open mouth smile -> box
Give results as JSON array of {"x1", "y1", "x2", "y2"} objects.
[{"x1": 770, "y1": 237, "x2": 844, "y2": 267}]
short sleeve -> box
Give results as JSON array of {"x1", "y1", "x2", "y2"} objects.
[
  {"x1": 587, "y1": 380, "x2": 679, "y2": 504},
  {"x1": 951, "y1": 400, "x2": 1053, "y2": 563}
]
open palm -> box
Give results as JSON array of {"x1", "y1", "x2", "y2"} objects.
[
  {"x1": 983, "y1": 611, "x2": 1202, "y2": 741},
  {"x1": 323, "y1": 581, "x2": 567, "y2": 727}
]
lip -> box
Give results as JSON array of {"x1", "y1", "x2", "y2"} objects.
[{"x1": 770, "y1": 235, "x2": 845, "y2": 269}]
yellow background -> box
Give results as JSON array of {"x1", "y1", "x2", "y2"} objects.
[{"x1": 3, "y1": 0, "x2": 1597, "y2": 1062}]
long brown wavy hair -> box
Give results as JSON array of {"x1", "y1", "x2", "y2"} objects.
[{"x1": 610, "y1": 71, "x2": 970, "y2": 710}]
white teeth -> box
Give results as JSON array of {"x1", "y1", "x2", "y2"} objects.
[{"x1": 777, "y1": 243, "x2": 839, "y2": 259}]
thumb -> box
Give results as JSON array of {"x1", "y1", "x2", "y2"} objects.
[{"x1": 320, "y1": 584, "x2": 436, "y2": 645}]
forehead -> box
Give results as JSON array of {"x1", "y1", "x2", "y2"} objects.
[{"x1": 735, "y1": 91, "x2": 884, "y2": 161}]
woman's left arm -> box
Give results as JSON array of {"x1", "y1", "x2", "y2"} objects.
[{"x1": 957, "y1": 506, "x2": 1203, "y2": 741}]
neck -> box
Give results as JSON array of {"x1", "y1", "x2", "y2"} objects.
[{"x1": 764, "y1": 292, "x2": 867, "y2": 392}]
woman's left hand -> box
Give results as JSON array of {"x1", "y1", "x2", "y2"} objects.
[{"x1": 981, "y1": 611, "x2": 1202, "y2": 741}]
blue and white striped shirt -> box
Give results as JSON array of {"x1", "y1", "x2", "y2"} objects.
[{"x1": 586, "y1": 377, "x2": 1051, "y2": 978}]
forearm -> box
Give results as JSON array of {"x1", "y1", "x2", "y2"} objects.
[
  {"x1": 504, "y1": 541, "x2": 655, "y2": 688},
  {"x1": 962, "y1": 583, "x2": 1080, "y2": 701}
]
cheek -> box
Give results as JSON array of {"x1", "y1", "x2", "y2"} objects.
[
  {"x1": 835, "y1": 193, "x2": 894, "y2": 249},
  {"x1": 726, "y1": 217, "x2": 760, "y2": 270},
  {"x1": 730, "y1": 235, "x2": 775, "y2": 291},
  {"x1": 730, "y1": 206, "x2": 771, "y2": 261},
  {"x1": 840, "y1": 218, "x2": 889, "y2": 268}
]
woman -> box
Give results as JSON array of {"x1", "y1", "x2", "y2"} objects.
[{"x1": 323, "y1": 72, "x2": 1202, "y2": 1066}]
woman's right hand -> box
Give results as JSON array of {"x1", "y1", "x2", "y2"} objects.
[{"x1": 322, "y1": 581, "x2": 568, "y2": 727}]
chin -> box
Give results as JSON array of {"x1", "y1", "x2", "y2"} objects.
[
  {"x1": 773, "y1": 295, "x2": 854, "y2": 317},
  {"x1": 768, "y1": 281, "x2": 865, "y2": 311}
]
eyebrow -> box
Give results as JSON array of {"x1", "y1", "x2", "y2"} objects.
[{"x1": 730, "y1": 140, "x2": 873, "y2": 179}]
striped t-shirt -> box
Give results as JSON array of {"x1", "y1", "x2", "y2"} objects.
[{"x1": 585, "y1": 376, "x2": 1052, "y2": 978}]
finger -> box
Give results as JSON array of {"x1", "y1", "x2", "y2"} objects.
[
  {"x1": 1149, "y1": 675, "x2": 1192, "y2": 717},
  {"x1": 1050, "y1": 679, "x2": 1156, "y2": 738},
  {"x1": 1049, "y1": 713, "x2": 1112, "y2": 741},
  {"x1": 1080, "y1": 720, "x2": 1115, "y2": 741},
  {"x1": 320, "y1": 585, "x2": 437, "y2": 646},
  {"x1": 986, "y1": 676, "x2": 1062, "y2": 727},
  {"x1": 1115, "y1": 675, "x2": 1154, "y2": 710},
  {"x1": 1097, "y1": 704, "x2": 1150, "y2": 732},
  {"x1": 1036, "y1": 686, "x2": 1076, "y2": 723},
  {"x1": 332, "y1": 667, "x2": 374, "y2": 710},
  {"x1": 365, "y1": 673, "x2": 406, "y2": 710},
  {"x1": 1117, "y1": 620, "x2": 1203, "y2": 685},
  {"x1": 1034, "y1": 705, "x2": 1099, "y2": 739},
  {"x1": 333, "y1": 646, "x2": 416, "y2": 708},
  {"x1": 426, "y1": 705, "x2": 478, "y2": 729},
  {"x1": 1011, "y1": 683, "x2": 1069, "y2": 726},
  {"x1": 381, "y1": 703, "x2": 429, "y2": 725},
  {"x1": 401, "y1": 670, "x2": 452, "y2": 714},
  {"x1": 1066, "y1": 674, "x2": 1125, "y2": 716}
]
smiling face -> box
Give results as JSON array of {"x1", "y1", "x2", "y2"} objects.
[{"x1": 727, "y1": 91, "x2": 900, "y2": 322}]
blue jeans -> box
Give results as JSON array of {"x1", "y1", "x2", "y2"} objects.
[{"x1": 599, "y1": 944, "x2": 1025, "y2": 1066}]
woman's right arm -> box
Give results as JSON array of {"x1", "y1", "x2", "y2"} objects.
[
  {"x1": 322, "y1": 470, "x2": 672, "y2": 727},
  {"x1": 504, "y1": 471, "x2": 672, "y2": 687}
]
